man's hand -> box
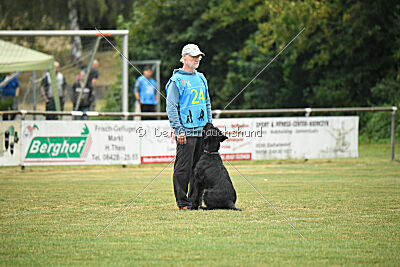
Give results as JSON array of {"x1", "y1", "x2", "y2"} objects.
[{"x1": 177, "y1": 132, "x2": 186, "y2": 145}]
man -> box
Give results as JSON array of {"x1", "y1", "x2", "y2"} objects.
[
  {"x1": 165, "y1": 43, "x2": 212, "y2": 210},
  {"x1": 86, "y1": 59, "x2": 99, "y2": 110},
  {"x1": 40, "y1": 61, "x2": 67, "y2": 120},
  {"x1": 0, "y1": 74, "x2": 20, "y2": 120},
  {"x1": 88, "y1": 59, "x2": 99, "y2": 90},
  {"x1": 72, "y1": 69, "x2": 94, "y2": 120},
  {"x1": 134, "y1": 65, "x2": 158, "y2": 120},
  {"x1": 87, "y1": 59, "x2": 99, "y2": 97}
]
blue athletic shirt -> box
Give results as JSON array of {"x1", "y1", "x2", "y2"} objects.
[
  {"x1": 134, "y1": 75, "x2": 157, "y2": 105},
  {"x1": 1, "y1": 77, "x2": 20, "y2": 97},
  {"x1": 166, "y1": 68, "x2": 212, "y2": 136}
]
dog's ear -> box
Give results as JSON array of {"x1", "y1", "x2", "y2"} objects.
[
  {"x1": 204, "y1": 122, "x2": 213, "y2": 129},
  {"x1": 202, "y1": 123, "x2": 213, "y2": 140}
]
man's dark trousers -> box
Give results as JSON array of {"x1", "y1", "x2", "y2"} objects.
[
  {"x1": 140, "y1": 104, "x2": 156, "y2": 120},
  {"x1": 173, "y1": 136, "x2": 203, "y2": 208}
]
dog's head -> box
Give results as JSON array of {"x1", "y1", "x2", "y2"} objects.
[{"x1": 202, "y1": 123, "x2": 228, "y2": 152}]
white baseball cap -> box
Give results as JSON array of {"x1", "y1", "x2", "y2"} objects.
[{"x1": 181, "y1": 44, "x2": 205, "y2": 57}]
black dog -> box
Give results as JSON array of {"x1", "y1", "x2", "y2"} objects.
[{"x1": 190, "y1": 123, "x2": 241, "y2": 211}]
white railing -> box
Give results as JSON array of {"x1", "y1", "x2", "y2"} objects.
[{"x1": 0, "y1": 106, "x2": 397, "y2": 160}]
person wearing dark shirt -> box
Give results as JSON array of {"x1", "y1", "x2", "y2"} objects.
[
  {"x1": 72, "y1": 69, "x2": 94, "y2": 120},
  {"x1": 40, "y1": 61, "x2": 67, "y2": 120},
  {"x1": 86, "y1": 59, "x2": 99, "y2": 110}
]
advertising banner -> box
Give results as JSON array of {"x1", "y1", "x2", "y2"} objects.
[
  {"x1": 16, "y1": 116, "x2": 358, "y2": 166},
  {"x1": 0, "y1": 121, "x2": 21, "y2": 166},
  {"x1": 139, "y1": 118, "x2": 257, "y2": 164},
  {"x1": 139, "y1": 120, "x2": 176, "y2": 164},
  {"x1": 252, "y1": 116, "x2": 359, "y2": 160},
  {"x1": 213, "y1": 118, "x2": 255, "y2": 161},
  {"x1": 139, "y1": 116, "x2": 358, "y2": 163},
  {"x1": 21, "y1": 121, "x2": 141, "y2": 165}
]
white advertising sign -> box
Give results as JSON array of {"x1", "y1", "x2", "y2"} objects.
[
  {"x1": 21, "y1": 121, "x2": 141, "y2": 165},
  {"x1": 213, "y1": 118, "x2": 255, "y2": 161},
  {"x1": 0, "y1": 121, "x2": 21, "y2": 166},
  {"x1": 16, "y1": 116, "x2": 358, "y2": 166},
  {"x1": 139, "y1": 120, "x2": 176, "y2": 164},
  {"x1": 139, "y1": 119, "x2": 256, "y2": 164},
  {"x1": 252, "y1": 116, "x2": 359, "y2": 160}
]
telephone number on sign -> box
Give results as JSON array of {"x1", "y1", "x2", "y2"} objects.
[{"x1": 102, "y1": 154, "x2": 138, "y2": 161}]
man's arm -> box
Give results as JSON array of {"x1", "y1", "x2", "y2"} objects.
[
  {"x1": 153, "y1": 79, "x2": 159, "y2": 103},
  {"x1": 134, "y1": 79, "x2": 141, "y2": 104},
  {"x1": 62, "y1": 76, "x2": 67, "y2": 98},
  {"x1": 206, "y1": 90, "x2": 212, "y2": 123},
  {"x1": 91, "y1": 78, "x2": 97, "y2": 91},
  {"x1": 166, "y1": 81, "x2": 184, "y2": 135},
  {"x1": 40, "y1": 78, "x2": 48, "y2": 103},
  {"x1": 14, "y1": 79, "x2": 20, "y2": 97}
]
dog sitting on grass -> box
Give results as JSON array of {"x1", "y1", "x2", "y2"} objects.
[{"x1": 190, "y1": 123, "x2": 241, "y2": 211}]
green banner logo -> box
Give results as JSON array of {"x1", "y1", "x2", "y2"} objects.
[{"x1": 25, "y1": 124, "x2": 90, "y2": 159}]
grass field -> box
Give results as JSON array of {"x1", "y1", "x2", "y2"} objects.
[{"x1": 0, "y1": 143, "x2": 399, "y2": 265}]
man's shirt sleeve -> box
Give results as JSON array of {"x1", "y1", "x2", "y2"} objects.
[
  {"x1": 166, "y1": 81, "x2": 184, "y2": 135},
  {"x1": 206, "y1": 90, "x2": 212, "y2": 123},
  {"x1": 14, "y1": 78, "x2": 20, "y2": 88},
  {"x1": 133, "y1": 78, "x2": 140, "y2": 94}
]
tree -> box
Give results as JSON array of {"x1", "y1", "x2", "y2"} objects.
[{"x1": 68, "y1": 0, "x2": 83, "y2": 64}]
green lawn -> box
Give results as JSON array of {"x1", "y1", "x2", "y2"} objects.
[{"x1": 0, "y1": 143, "x2": 399, "y2": 266}]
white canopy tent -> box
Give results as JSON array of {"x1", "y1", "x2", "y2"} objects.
[{"x1": 0, "y1": 39, "x2": 61, "y2": 111}]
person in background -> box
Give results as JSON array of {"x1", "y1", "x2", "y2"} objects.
[
  {"x1": 40, "y1": 61, "x2": 67, "y2": 120},
  {"x1": 88, "y1": 59, "x2": 99, "y2": 91},
  {"x1": 72, "y1": 69, "x2": 94, "y2": 120},
  {"x1": 87, "y1": 59, "x2": 99, "y2": 110},
  {"x1": 75, "y1": 60, "x2": 99, "y2": 104},
  {"x1": 0, "y1": 73, "x2": 20, "y2": 120},
  {"x1": 134, "y1": 65, "x2": 158, "y2": 120}
]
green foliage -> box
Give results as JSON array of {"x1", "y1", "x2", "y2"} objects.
[
  {"x1": 117, "y1": 0, "x2": 399, "y2": 141},
  {"x1": 0, "y1": 0, "x2": 134, "y2": 31},
  {"x1": 359, "y1": 112, "x2": 400, "y2": 143},
  {"x1": 102, "y1": 83, "x2": 123, "y2": 113},
  {"x1": 101, "y1": 73, "x2": 137, "y2": 119},
  {"x1": 123, "y1": 0, "x2": 398, "y2": 109}
]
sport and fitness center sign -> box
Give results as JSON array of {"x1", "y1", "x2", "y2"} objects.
[{"x1": 0, "y1": 116, "x2": 358, "y2": 166}]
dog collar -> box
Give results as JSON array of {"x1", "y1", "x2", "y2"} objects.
[{"x1": 204, "y1": 150, "x2": 219, "y2": 155}]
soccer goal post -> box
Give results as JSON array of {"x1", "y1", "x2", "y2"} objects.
[{"x1": 0, "y1": 30, "x2": 130, "y2": 116}]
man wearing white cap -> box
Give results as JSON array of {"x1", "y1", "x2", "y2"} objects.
[{"x1": 166, "y1": 43, "x2": 212, "y2": 210}]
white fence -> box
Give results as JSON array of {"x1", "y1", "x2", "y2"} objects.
[
  {"x1": 0, "y1": 106, "x2": 396, "y2": 167},
  {"x1": 1, "y1": 116, "x2": 359, "y2": 166}
]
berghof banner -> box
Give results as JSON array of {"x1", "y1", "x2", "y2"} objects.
[
  {"x1": 3, "y1": 116, "x2": 358, "y2": 166},
  {"x1": 20, "y1": 121, "x2": 141, "y2": 165}
]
